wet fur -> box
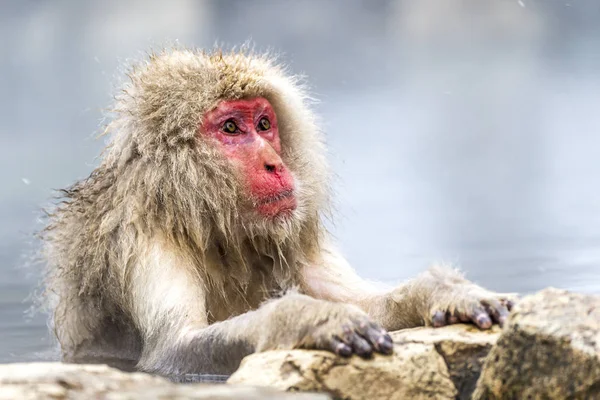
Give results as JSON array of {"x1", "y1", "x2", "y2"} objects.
[
  {"x1": 41, "y1": 47, "x2": 512, "y2": 375},
  {"x1": 42, "y1": 48, "x2": 328, "y2": 367}
]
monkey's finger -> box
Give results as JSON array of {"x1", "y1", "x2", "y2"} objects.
[
  {"x1": 360, "y1": 323, "x2": 393, "y2": 355},
  {"x1": 354, "y1": 321, "x2": 384, "y2": 343},
  {"x1": 501, "y1": 299, "x2": 516, "y2": 312},
  {"x1": 350, "y1": 333, "x2": 373, "y2": 358},
  {"x1": 446, "y1": 311, "x2": 459, "y2": 325},
  {"x1": 470, "y1": 306, "x2": 493, "y2": 329},
  {"x1": 506, "y1": 300, "x2": 515, "y2": 311},
  {"x1": 457, "y1": 311, "x2": 471, "y2": 323},
  {"x1": 497, "y1": 293, "x2": 519, "y2": 309},
  {"x1": 340, "y1": 324, "x2": 355, "y2": 343},
  {"x1": 483, "y1": 301, "x2": 510, "y2": 327},
  {"x1": 330, "y1": 337, "x2": 352, "y2": 357},
  {"x1": 432, "y1": 310, "x2": 447, "y2": 327},
  {"x1": 376, "y1": 334, "x2": 394, "y2": 355}
]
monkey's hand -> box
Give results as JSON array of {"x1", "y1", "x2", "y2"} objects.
[
  {"x1": 389, "y1": 266, "x2": 517, "y2": 330},
  {"x1": 257, "y1": 294, "x2": 394, "y2": 358}
]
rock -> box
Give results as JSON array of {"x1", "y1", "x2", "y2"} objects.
[
  {"x1": 229, "y1": 324, "x2": 500, "y2": 400},
  {"x1": 229, "y1": 346, "x2": 455, "y2": 400},
  {"x1": 0, "y1": 362, "x2": 329, "y2": 400},
  {"x1": 392, "y1": 324, "x2": 501, "y2": 399},
  {"x1": 473, "y1": 288, "x2": 600, "y2": 400}
]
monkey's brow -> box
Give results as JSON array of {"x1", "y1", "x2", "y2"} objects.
[
  {"x1": 218, "y1": 108, "x2": 273, "y2": 123},
  {"x1": 214, "y1": 111, "x2": 252, "y2": 122}
]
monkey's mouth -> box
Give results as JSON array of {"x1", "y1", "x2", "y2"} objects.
[
  {"x1": 255, "y1": 190, "x2": 297, "y2": 217},
  {"x1": 259, "y1": 189, "x2": 294, "y2": 205}
]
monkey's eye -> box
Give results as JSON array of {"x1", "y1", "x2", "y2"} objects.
[
  {"x1": 257, "y1": 117, "x2": 271, "y2": 131},
  {"x1": 222, "y1": 120, "x2": 239, "y2": 134}
]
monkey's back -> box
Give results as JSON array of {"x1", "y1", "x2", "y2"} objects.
[{"x1": 42, "y1": 167, "x2": 145, "y2": 367}]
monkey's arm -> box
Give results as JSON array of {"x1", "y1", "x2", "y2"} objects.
[
  {"x1": 301, "y1": 243, "x2": 514, "y2": 332},
  {"x1": 129, "y1": 240, "x2": 392, "y2": 375}
]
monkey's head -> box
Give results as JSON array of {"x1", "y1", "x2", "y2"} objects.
[{"x1": 105, "y1": 48, "x2": 328, "y2": 246}]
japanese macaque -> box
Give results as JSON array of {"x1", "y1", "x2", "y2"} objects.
[{"x1": 42, "y1": 48, "x2": 514, "y2": 376}]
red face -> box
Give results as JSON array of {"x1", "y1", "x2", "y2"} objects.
[{"x1": 202, "y1": 97, "x2": 297, "y2": 218}]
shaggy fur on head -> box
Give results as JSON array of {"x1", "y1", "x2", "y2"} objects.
[{"x1": 42, "y1": 48, "x2": 331, "y2": 353}]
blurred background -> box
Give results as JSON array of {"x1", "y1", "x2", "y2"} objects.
[{"x1": 1, "y1": 0, "x2": 600, "y2": 363}]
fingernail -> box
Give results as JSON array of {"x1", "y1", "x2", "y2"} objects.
[
  {"x1": 336, "y1": 343, "x2": 351, "y2": 357},
  {"x1": 359, "y1": 348, "x2": 373, "y2": 358},
  {"x1": 378, "y1": 337, "x2": 394, "y2": 354},
  {"x1": 432, "y1": 311, "x2": 446, "y2": 327},
  {"x1": 477, "y1": 314, "x2": 492, "y2": 329}
]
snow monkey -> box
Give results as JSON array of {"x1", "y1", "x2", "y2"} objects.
[{"x1": 42, "y1": 48, "x2": 514, "y2": 376}]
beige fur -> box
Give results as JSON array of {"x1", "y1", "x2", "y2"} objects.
[
  {"x1": 42, "y1": 47, "x2": 330, "y2": 369},
  {"x1": 41, "y1": 47, "x2": 514, "y2": 376}
]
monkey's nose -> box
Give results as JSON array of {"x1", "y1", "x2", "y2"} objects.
[
  {"x1": 258, "y1": 141, "x2": 284, "y2": 173},
  {"x1": 264, "y1": 163, "x2": 277, "y2": 173}
]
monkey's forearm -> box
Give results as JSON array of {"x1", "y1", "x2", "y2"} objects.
[
  {"x1": 304, "y1": 252, "x2": 476, "y2": 331},
  {"x1": 140, "y1": 301, "x2": 281, "y2": 376},
  {"x1": 360, "y1": 289, "x2": 426, "y2": 331},
  {"x1": 139, "y1": 293, "x2": 342, "y2": 376},
  {"x1": 360, "y1": 267, "x2": 471, "y2": 331},
  {"x1": 150, "y1": 311, "x2": 260, "y2": 376}
]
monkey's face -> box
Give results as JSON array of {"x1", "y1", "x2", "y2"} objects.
[{"x1": 202, "y1": 97, "x2": 297, "y2": 220}]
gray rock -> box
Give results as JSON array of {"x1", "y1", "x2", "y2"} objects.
[
  {"x1": 0, "y1": 362, "x2": 328, "y2": 400},
  {"x1": 392, "y1": 324, "x2": 500, "y2": 399},
  {"x1": 229, "y1": 324, "x2": 500, "y2": 400},
  {"x1": 473, "y1": 288, "x2": 600, "y2": 400}
]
